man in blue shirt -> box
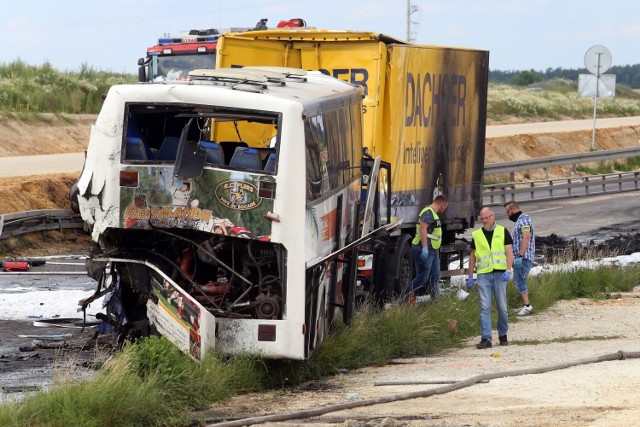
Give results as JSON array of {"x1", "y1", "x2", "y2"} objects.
[{"x1": 504, "y1": 201, "x2": 534, "y2": 316}]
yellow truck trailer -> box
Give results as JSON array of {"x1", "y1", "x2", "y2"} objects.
[{"x1": 216, "y1": 29, "x2": 489, "y2": 298}]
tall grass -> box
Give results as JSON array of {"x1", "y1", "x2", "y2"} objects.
[
  {"x1": 488, "y1": 82, "x2": 640, "y2": 121},
  {"x1": 575, "y1": 156, "x2": 640, "y2": 174},
  {"x1": 0, "y1": 60, "x2": 136, "y2": 114},
  {"x1": 2, "y1": 60, "x2": 640, "y2": 121},
  {"x1": 1, "y1": 261, "x2": 638, "y2": 426}
]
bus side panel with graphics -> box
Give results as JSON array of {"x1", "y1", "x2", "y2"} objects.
[
  {"x1": 217, "y1": 30, "x2": 489, "y2": 296},
  {"x1": 76, "y1": 69, "x2": 366, "y2": 360}
]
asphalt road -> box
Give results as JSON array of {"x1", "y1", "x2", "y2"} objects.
[
  {"x1": 492, "y1": 191, "x2": 640, "y2": 242},
  {"x1": 485, "y1": 115, "x2": 640, "y2": 138},
  {"x1": 0, "y1": 152, "x2": 85, "y2": 178}
]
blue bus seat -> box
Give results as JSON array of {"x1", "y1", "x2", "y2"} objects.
[
  {"x1": 200, "y1": 141, "x2": 225, "y2": 165},
  {"x1": 219, "y1": 141, "x2": 248, "y2": 163},
  {"x1": 264, "y1": 152, "x2": 276, "y2": 172},
  {"x1": 126, "y1": 137, "x2": 152, "y2": 160},
  {"x1": 229, "y1": 147, "x2": 262, "y2": 170},
  {"x1": 156, "y1": 136, "x2": 180, "y2": 160}
]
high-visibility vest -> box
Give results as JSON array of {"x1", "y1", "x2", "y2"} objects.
[
  {"x1": 411, "y1": 206, "x2": 442, "y2": 249},
  {"x1": 472, "y1": 225, "x2": 507, "y2": 273}
]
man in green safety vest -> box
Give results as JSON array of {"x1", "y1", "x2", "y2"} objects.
[
  {"x1": 401, "y1": 194, "x2": 448, "y2": 303},
  {"x1": 467, "y1": 207, "x2": 514, "y2": 349}
]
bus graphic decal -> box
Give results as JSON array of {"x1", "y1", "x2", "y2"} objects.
[{"x1": 216, "y1": 180, "x2": 261, "y2": 211}]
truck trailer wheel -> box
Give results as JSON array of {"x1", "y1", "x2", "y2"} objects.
[
  {"x1": 69, "y1": 182, "x2": 80, "y2": 214},
  {"x1": 394, "y1": 238, "x2": 414, "y2": 298}
]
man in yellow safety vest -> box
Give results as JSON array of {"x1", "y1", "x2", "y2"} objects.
[
  {"x1": 401, "y1": 194, "x2": 448, "y2": 303},
  {"x1": 467, "y1": 207, "x2": 514, "y2": 349}
]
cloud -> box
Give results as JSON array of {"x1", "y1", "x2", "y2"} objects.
[
  {"x1": 0, "y1": 16, "x2": 48, "y2": 49},
  {"x1": 346, "y1": 3, "x2": 398, "y2": 19},
  {"x1": 621, "y1": 24, "x2": 640, "y2": 37},
  {"x1": 548, "y1": 25, "x2": 617, "y2": 42}
]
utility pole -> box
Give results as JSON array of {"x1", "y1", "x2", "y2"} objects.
[{"x1": 406, "y1": 0, "x2": 420, "y2": 42}]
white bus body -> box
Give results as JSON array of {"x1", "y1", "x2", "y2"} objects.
[{"x1": 76, "y1": 68, "x2": 365, "y2": 360}]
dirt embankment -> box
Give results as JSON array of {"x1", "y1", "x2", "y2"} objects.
[
  {"x1": 1, "y1": 113, "x2": 640, "y2": 215},
  {"x1": 487, "y1": 126, "x2": 640, "y2": 180}
]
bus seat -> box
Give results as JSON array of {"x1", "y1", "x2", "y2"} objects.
[
  {"x1": 264, "y1": 152, "x2": 276, "y2": 172},
  {"x1": 156, "y1": 136, "x2": 180, "y2": 160},
  {"x1": 219, "y1": 141, "x2": 248, "y2": 163},
  {"x1": 200, "y1": 141, "x2": 225, "y2": 165},
  {"x1": 126, "y1": 137, "x2": 152, "y2": 160},
  {"x1": 229, "y1": 147, "x2": 262, "y2": 170}
]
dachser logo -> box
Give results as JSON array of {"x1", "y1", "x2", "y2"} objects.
[
  {"x1": 405, "y1": 72, "x2": 467, "y2": 128},
  {"x1": 215, "y1": 180, "x2": 261, "y2": 211}
]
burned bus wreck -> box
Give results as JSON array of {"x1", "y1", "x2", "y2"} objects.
[{"x1": 76, "y1": 68, "x2": 371, "y2": 360}]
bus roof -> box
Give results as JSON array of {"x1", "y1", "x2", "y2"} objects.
[{"x1": 107, "y1": 68, "x2": 362, "y2": 114}]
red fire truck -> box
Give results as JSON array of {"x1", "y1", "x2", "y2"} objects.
[{"x1": 137, "y1": 18, "x2": 306, "y2": 82}]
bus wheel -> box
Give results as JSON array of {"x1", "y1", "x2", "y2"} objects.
[{"x1": 315, "y1": 295, "x2": 327, "y2": 346}]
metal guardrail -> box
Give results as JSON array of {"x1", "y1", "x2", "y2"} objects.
[
  {"x1": 0, "y1": 209, "x2": 85, "y2": 240},
  {"x1": 485, "y1": 146, "x2": 640, "y2": 176},
  {"x1": 483, "y1": 172, "x2": 640, "y2": 206}
]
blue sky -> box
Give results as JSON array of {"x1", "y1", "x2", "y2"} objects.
[{"x1": 1, "y1": 0, "x2": 638, "y2": 74}]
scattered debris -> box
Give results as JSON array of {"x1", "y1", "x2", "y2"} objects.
[
  {"x1": 536, "y1": 232, "x2": 640, "y2": 262},
  {"x1": 2, "y1": 385, "x2": 40, "y2": 393},
  {"x1": 18, "y1": 334, "x2": 72, "y2": 340}
]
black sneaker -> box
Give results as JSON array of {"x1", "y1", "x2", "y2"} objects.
[
  {"x1": 499, "y1": 335, "x2": 509, "y2": 346},
  {"x1": 476, "y1": 338, "x2": 492, "y2": 349}
]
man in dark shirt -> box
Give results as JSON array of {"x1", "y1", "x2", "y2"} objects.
[{"x1": 401, "y1": 195, "x2": 448, "y2": 303}]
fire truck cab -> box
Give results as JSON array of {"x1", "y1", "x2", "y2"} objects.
[{"x1": 137, "y1": 18, "x2": 307, "y2": 82}]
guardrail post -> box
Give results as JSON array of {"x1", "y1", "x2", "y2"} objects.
[
  {"x1": 549, "y1": 180, "x2": 553, "y2": 198},
  {"x1": 636, "y1": 172, "x2": 639, "y2": 190},
  {"x1": 602, "y1": 175, "x2": 606, "y2": 192},
  {"x1": 530, "y1": 182, "x2": 535, "y2": 200},
  {"x1": 585, "y1": 176, "x2": 590, "y2": 195},
  {"x1": 618, "y1": 173, "x2": 623, "y2": 192}
]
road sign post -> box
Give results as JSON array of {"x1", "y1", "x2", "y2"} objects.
[{"x1": 582, "y1": 45, "x2": 613, "y2": 151}]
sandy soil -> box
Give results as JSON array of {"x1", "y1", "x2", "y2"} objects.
[{"x1": 203, "y1": 289, "x2": 640, "y2": 426}]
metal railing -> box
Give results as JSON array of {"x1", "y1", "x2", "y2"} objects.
[
  {"x1": 0, "y1": 209, "x2": 84, "y2": 240},
  {"x1": 485, "y1": 146, "x2": 640, "y2": 177},
  {"x1": 483, "y1": 172, "x2": 640, "y2": 206}
]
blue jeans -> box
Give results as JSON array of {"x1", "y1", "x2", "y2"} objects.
[
  {"x1": 514, "y1": 258, "x2": 533, "y2": 295},
  {"x1": 477, "y1": 271, "x2": 508, "y2": 340},
  {"x1": 401, "y1": 245, "x2": 440, "y2": 300}
]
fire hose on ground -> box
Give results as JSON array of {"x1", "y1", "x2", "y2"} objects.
[{"x1": 206, "y1": 350, "x2": 640, "y2": 427}]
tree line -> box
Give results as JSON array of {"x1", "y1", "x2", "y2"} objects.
[{"x1": 490, "y1": 64, "x2": 640, "y2": 88}]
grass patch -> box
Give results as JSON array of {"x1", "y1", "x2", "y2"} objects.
[
  {"x1": 614, "y1": 156, "x2": 640, "y2": 171},
  {"x1": 575, "y1": 162, "x2": 614, "y2": 175},
  {"x1": 483, "y1": 175, "x2": 513, "y2": 185},
  {"x1": 0, "y1": 262, "x2": 638, "y2": 425},
  {"x1": 573, "y1": 156, "x2": 640, "y2": 175}
]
